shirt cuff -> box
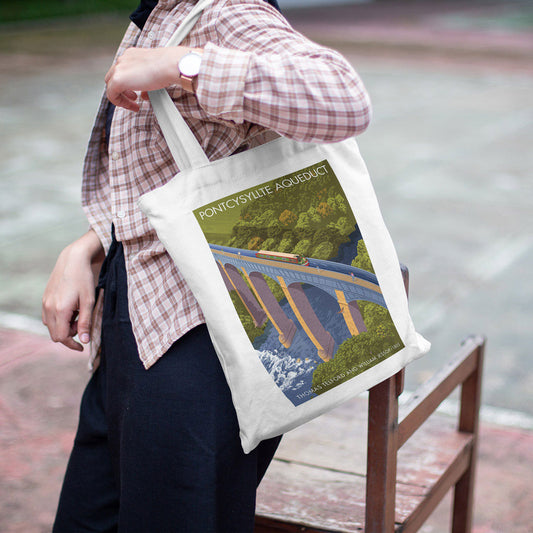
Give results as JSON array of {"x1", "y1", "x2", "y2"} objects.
[
  {"x1": 196, "y1": 42, "x2": 252, "y2": 124},
  {"x1": 83, "y1": 213, "x2": 112, "y2": 254}
]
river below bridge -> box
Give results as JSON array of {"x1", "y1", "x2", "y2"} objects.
[{"x1": 253, "y1": 284, "x2": 354, "y2": 406}]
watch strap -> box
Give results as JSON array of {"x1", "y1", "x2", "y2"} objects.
[{"x1": 180, "y1": 74, "x2": 196, "y2": 93}]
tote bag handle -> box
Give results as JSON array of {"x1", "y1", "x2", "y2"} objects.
[{"x1": 148, "y1": 0, "x2": 214, "y2": 171}]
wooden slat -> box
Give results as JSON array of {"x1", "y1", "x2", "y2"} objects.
[
  {"x1": 255, "y1": 515, "x2": 332, "y2": 532},
  {"x1": 398, "y1": 435, "x2": 474, "y2": 533},
  {"x1": 398, "y1": 336, "x2": 483, "y2": 448},
  {"x1": 256, "y1": 459, "x2": 432, "y2": 533},
  {"x1": 397, "y1": 419, "x2": 471, "y2": 491},
  {"x1": 256, "y1": 459, "x2": 368, "y2": 532}
]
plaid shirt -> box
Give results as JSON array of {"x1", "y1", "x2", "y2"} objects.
[{"x1": 83, "y1": 0, "x2": 371, "y2": 369}]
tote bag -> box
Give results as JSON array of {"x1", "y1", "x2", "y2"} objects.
[{"x1": 139, "y1": 0, "x2": 430, "y2": 453}]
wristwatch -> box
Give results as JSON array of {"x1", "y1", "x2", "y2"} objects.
[{"x1": 178, "y1": 51, "x2": 203, "y2": 93}]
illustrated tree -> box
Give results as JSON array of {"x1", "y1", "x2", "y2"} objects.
[
  {"x1": 278, "y1": 234, "x2": 296, "y2": 253},
  {"x1": 293, "y1": 239, "x2": 312, "y2": 257},
  {"x1": 261, "y1": 237, "x2": 278, "y2": 251},
  {"x1": 311, "y1": 241, "x2": 335, "y2": 260},
  {"x1": 295, "y1": 212, "x2": 313, "y2": 238},
  {"x1": 248, "y1": 236, "x2": 264, "y2": 250},
  {"x1": 316, "y1": 201, "x2": 333, "y2": 218},
  {"x1": 267, "y1": 219, "x2": 284, "y2": 240},
  {"x1": 330, "y1": 216, "x2": 354, "y2": 237},
  {"x1": 230, "y1": 219, "x2": 254, "y2": 248},
  {"x1": 311, "y1": 301, "x2": 403, "y2": 394},
  {"x1": 279, "y1": 209, "x2": 298, "y2": 226},
  {"x1": 335, "y1": 193, "x2": 348, "y2": 214},
  {"x1": 352, "y1": 239, "x2": 375, "y2": 274},
  {"x1": 224, "y1": 165, "x2": 361, "y2": 261}
]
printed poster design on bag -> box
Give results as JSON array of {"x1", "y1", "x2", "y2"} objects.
[{"x1": 193, "y1": 160, "x2": 404, "y2": 406}]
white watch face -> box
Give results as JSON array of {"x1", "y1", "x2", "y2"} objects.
[{"x1": 179, "y1": 52, "x2": 202, "y2": 77}]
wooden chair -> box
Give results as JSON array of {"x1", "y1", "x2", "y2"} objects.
[{"x1": 255, "y1": 268, "x2": 485, "y2": 532}]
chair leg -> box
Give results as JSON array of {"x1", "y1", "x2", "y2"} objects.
[
  {"x1": 451, "y1": 339, "x2": 485, "y2": 533},
  {"x1": 366, "y1": 373, "x2": 400, "y2": 532}
]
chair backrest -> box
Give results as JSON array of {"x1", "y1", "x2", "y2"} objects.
[
  {"x1": 255, "y1": 265, "x2": 485, "y2": 533},
  {"x1": 365, "y1": 267, "x2": 484, "y2": 531}
]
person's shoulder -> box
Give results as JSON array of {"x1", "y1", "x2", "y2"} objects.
[
  {"x1": 207, "y1": 0, "x2": 283, "y2": 17},
  {"x1": 204, "y1": 0, "x2": 286, "y2": 30}
]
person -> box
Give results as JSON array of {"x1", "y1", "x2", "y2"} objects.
[{"x1": 42, "y1": 0, "x2": 371, "y2": 531}]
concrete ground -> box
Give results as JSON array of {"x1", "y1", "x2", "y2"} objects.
[{"x1": 1, "y1": 1, "x2": 532, "y2": 531}]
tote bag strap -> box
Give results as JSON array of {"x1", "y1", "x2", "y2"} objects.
[{"x1": 148, "y1": 0, "x2": 214, "y2": 170}]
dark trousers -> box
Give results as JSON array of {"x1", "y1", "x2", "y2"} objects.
[{"x1": 53, "y1": 236, "x2": 281, "y2": 533}]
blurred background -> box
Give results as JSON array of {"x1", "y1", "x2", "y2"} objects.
[{"x1": 1, "y1": 0, "x2": 532, "y2": 532}]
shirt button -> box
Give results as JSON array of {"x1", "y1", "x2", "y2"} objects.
[
  {"x1": 148, "y1": 31, "x2": 156, "y2": 40},
  {"x1": 111, "y1": 151, "x2": 120, "y2": 161},
  {"x1": 117, "y1": 211, "x2": 126, "y2": 219}
]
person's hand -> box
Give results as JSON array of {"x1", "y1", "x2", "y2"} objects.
[
  {"x1": 42, "y1": 230, "x2": 105, "y2": 352},
  {"x1": 105, "y1": 46, "x2": 200, "y2": 111}
]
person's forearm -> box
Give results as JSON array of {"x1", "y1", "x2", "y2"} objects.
[
  {"x1": 194, "y1": 4, "x2": 371, "y2": 143},
  {"x1": 196, "y1": 43, "x2": 371, "y2": 143},
  {"x1": 78, "y1": 228, "x2": 106, "y2": 265},
  {"x1": 42, "y1": 229, "x2": 105, "y2": 351}
]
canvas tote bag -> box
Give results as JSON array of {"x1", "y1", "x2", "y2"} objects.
[{"x1": 139, "y1": 0, "x2": 430, "y2": 453}]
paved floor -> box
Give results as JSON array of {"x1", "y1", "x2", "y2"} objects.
[
  {"x1": 2, "y1": 327, "x2": 533, "y2": 533},
  {"x1": 1, "y1": 1, "x2": 532, "y2": 531}
]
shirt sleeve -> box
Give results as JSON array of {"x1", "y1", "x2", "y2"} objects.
[{"x1": 195, "y1": 0, "x2": 371, "y2": 143}]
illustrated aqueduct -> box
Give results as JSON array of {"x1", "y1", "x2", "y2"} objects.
[{"x1": 211, "y1": 245, "x2": 386, "y2": 362}]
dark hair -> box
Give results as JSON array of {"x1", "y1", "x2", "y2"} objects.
[{"x1": 265, "y1": 0, "x2": 281, "y2": 11}]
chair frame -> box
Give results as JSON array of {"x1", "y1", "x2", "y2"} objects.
[
  {"x1": 255, "y1": 267, "x2": 485, "y2": 532},
  {"x1": 366, "y1": 333, "x2": 484, "y2": 532}
]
